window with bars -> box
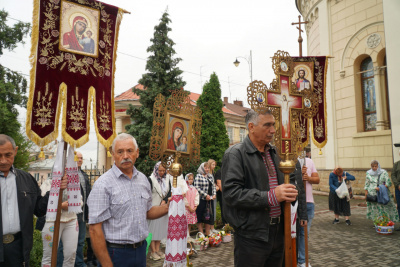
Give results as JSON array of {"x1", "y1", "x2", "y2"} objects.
[
  {"x1": 239, "y1": 128, "x2": 246, "y2": 142},
  {"x1": 227, "y1": 127, "x2": 233, "y2": 144},
  {"x1": 360, "y1": 57, "x2": 376, "y2": 131}
]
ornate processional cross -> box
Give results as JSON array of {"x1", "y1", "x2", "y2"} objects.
[{"x1": 266, "y1": 76, "x2": 302, "y2": 143}]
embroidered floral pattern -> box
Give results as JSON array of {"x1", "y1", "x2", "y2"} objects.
[
  {"x1": 68, "y1": 87, "x2": 86, "y2": 132},
  {"x1": 34, "y1": 84, "x2": 54, "y2": 128},
  {"x1": 98, "y1": 92, "x2": 111, "y2": 131}
]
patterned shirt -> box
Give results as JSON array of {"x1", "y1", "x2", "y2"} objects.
[
  {"x1": 88, "y1": 164, "x2": 152, "y2": 244},
  {"x1": 260, "y1": 146, "x2": 281, "y2": 218}
]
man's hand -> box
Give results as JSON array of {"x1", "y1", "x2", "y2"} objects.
[
  {"x1": 60, "y1": 174, "x2": 68, "y2": 190},
  {"x1": 61, "y1": 201, "x2": 68, "y2": 210},
  {"x1": 300, "y1": 220, "x2": 308, "y2": 227},
  {"x1": 275, "y1": 184, "x2": 298, "y2": 202},
  {"x1": 212, "y1": 195, "x2": 216, "y2": 200},
  {"x1": 206, "y1": 195, "x2": 211, "y2": 201}
]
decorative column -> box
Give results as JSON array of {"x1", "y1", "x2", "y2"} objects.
[{"x1": 374, "y1": 67, "x2": 385, "y2": 131}]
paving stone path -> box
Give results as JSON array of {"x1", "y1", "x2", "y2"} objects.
[{"x1": 146, "y1": 194, "x2": 400, "y2": 267}]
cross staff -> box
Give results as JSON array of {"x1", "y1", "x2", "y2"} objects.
[{"x1": 291, "y1": 15, "x2": 309, "y2": 57}]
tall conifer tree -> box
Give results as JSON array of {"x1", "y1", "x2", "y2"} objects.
[
  {"x1": 197, "y1": 73, "x2": 229, "y2": 164},
  {"x1": 126, "y1": 11, "x2": 185, "y2": 175}
]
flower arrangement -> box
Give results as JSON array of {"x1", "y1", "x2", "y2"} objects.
[
  {"x1": 374, "y1": 214, "x2": 394, "y2": 235},
  {"x1": 220, "y1": 224, "x2": 234, "y2": 242},
  {"x1": 373, "y1": 214, "x2": 395, "y2": 227}
]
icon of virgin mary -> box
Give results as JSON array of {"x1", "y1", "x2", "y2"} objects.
[{"x1": 167, "y1": 121, "x2": 184, "y2": 151}]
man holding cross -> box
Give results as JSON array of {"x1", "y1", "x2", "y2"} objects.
[{"x1": 222, "y1": 109, "x2": 300, "y2": 267}]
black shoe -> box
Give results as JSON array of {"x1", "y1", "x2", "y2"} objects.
[
  {"x1": 346, "y1": 220, "x2": 351, "y2": 225},
  {"x1": 332, "y1": 219, "x2": 339, "y2": 224}
]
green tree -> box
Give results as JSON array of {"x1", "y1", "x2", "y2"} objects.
[
  {"x1": 126, "y1": 11, "x2": 186, "y2": 175},
  {"x1": 197, "y1": 73, "x2": 229, "y2": 165},
  {"x1": 0, "y1": 9, "x2": 32, "y2": 170}
]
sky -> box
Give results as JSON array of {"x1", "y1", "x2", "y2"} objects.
[{"x1": 0, "y1": 0, "x2": 307, "y2": 168}]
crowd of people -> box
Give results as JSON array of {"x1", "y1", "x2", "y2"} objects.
[{"x1": 1, "y1": 107, "x2": 400, "y2": 267}]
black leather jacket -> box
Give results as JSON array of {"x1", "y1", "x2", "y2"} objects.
[
  {"x1": 221, "y1": 136, "x2": 306, "y2": 242},
  {"x1": 0, "y1": 168, "x2": 49, "y2": 266},
  {"x1": 78, "y1": 169, "x2": 91, "y2": 222}
]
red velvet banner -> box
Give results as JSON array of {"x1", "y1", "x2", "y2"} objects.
[
  {"x1": 292, "y1": 56, "x2": 328, "y2": 150},
  {"x1": 26, "y1": 0, "x2": 125, "y2": 148}
]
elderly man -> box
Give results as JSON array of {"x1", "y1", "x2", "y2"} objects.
[
  {"x1": 88, "y1": 133, "x2": 169, "y2": 267},
  {"x1": 222, "y1": 109, "x2": 301, "y2": 267},
  {"x1": 0, "y1": 134, "x2": 67, "y2": 266}
]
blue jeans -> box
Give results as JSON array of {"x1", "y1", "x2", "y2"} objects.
[
  {"x1": 298, "y1": 203, "x2": 315, "y2": 264},
  {"x1": 395, "y1": 188, "x2": 400, "y2": 219},
  {"x1": 99, "y1": 241, "x2": 147, "y2": 267},
  {"x1": 75, "y1": 215, "x2": 87, "y2": 267},
  {"x1": 57, "y1": 215, "x2": 86, "y2": 267}
]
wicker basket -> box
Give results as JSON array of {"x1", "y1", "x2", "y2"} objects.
[
  {"x1": 375, "y1": 225, "x2": 394, "y2": 235},
  {"x1": 222, "y1": 234, "x2": 232, "y2": 243}
]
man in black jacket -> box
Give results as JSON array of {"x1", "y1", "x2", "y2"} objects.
[
  {"x1": 0, "y1": 134, "x2": 67, "y2": 266},
  {"x1": 222, "y1": 109, "x2": 304, "y2": 267}
]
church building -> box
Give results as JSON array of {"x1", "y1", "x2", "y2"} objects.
[{"x1": 296, "y1": 0, "x2": 400, "y2": 194}]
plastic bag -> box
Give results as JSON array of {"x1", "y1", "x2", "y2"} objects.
[{"x1": 336, "y1": 180, "x2": 349, "y2": 199}]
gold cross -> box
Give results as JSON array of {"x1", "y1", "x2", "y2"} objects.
[{"x1": 291, "y1": 15, "x2": 309, "y2": 57}]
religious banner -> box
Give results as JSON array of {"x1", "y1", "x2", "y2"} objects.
[
  {"x1": 292, "y1": 56, "x2": 328, "y2": 151},
  {"x1": 26, "y1": 0, "x2": 126, "y2": 149}
]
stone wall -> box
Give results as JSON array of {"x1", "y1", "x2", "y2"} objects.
[{"x1": 312, "y1": 168, "x2": 395, "y2": 196}]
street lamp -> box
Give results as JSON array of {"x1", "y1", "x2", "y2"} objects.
[{"x1": 233, "y1": 50, "x2": 253, "y2": 82}]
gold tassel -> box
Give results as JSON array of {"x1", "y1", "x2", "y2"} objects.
[
  {"x1": 107, "y1": 147, "x2": 112, "y2": 158},
  {"x1": 74, "y1": 151, "x2": 78, "y2": 161},
  {"x1": 319, "y1": 148, "x2": 322, "y2": 155},
  {"x1": 38, "y1": 148, "x2": 45, "y2": 160}
]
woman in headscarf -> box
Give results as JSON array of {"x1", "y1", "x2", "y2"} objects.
[
  {"x1": 167, "y1": 121, "x2": 184, "y2": 150},
  {"x1": 194, "y1": 162, "x2": 216, "y2": 236},
  {"x1": 328, "y1": 166, "x2": 355, "y2": 225},
  {"x1": 147, "y1": 162, "x2": 170, "y2": 261},
  {"x1": 364, "y1": 160, "x2": 399, "y2": 223}
]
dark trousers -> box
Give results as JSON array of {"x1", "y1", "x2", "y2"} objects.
[
  {"x1": 0, "y1": 238, "x2": 25, "y2": 267},
  {"x1": 234, "y1": 222, "x2": 284, "y2": 267},
  {"x1": 99, "y1": 241, "x2": 147, "y2": 267},
  {"x1": 396, "y1": 188, "x2": 400, "y2": 219},
  {"x1": 86, "y1": 237, "x2": 97, "y2": 265}
]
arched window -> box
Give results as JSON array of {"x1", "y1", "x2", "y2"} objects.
[{"x1": 360, "y1": 57, "x2": 376, "y2": 131}]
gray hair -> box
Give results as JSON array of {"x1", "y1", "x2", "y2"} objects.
[
  {"x1": 245, "y1": 109, "x2": 273, "y2": 130},
  {"x1": 0, "y1": 134, "x2": 16, "y2": 149},
  {"x1": 370, "y1": 159, "x2": 379, "y2": 165},
  {"x1": 111, "y1": 133, "x2": 138, "y2": 152}
]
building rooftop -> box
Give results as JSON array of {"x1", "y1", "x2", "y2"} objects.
[{"x1": 115, "y1": 84, "x2": 249, "y2": 117}]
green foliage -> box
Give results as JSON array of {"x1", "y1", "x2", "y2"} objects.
[
  {"x1": 126, "y1": 11, "x2": 185, "y2": 175},
  {"x1": 0, "y1": 9, "x2": 30, "y2": 56},
  {"x1": 30, "y1": 217, "x2": 43, "y2": 267},
  {"x1": 197, "y1": 73, "x2": 230, "y2": 165},
  {"x1": 0, "y1": 10, "x2": 32, "y2": 170}
]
